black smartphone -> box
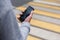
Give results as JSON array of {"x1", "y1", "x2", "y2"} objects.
[{"x1": 19, "y1": 6, "x2": 34, "y2": 22}]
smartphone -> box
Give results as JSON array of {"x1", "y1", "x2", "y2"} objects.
[{"x1": 19, "y1": 6, "x2": 34, "y2": 22}]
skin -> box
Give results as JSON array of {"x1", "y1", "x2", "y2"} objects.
[
  {"x1": 24, "y1": 11, "x2": 33, "y2": 22},
  {"x1": 16, "y1": 11, "x2": 33, "y2": 22}
]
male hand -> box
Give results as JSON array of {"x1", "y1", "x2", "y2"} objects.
[
  {"x1": 16, "y1": 11, "x2": 33, "y2": 23},
  {"x1": 24, "y1": 11, "x2": 33, "y2": 22}
]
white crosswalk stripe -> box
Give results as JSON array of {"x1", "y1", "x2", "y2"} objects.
[{"x1": 30, "y1": 26, "x2": 60, "y2": 40}]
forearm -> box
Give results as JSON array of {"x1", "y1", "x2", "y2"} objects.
[{"x1": 19, "y1": 22, "x2": 30, "y2": 40}]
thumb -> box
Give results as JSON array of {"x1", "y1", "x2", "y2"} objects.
[{"x1": 24, "y1": 11, "x2": 33, "y2": 22}]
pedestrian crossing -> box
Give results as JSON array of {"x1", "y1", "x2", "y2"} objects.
[
  {"x1": 23, "y1": 4, "x2": 60, "y2": 14},
  {"x1": 16, "y1": 6, "x2": 60, "y2": 19},
  {"x1": 32, "y1": 14, "x2": 60, "y2": 25},
  {"x1": 28, "y1": 2, "x2": 60, "y2": 10},
  {"x1": 33, "y1": 0, "x2": 60, "y2": 6},
  {"x1": 16, "y1": 1, "x2": 60, "y2": 40},
  {"x1": 27, "y1": 35, "x2": 42, "y2": 40},
  {"x1": 43, "y1": 0, "x2": 60, "y2": 4},
  {"x1": 31, "y1": 19, "x2": 60, "y2": 33},
  {"x1": 30, "y1": 26, "x2": 60, "y2": 40}
]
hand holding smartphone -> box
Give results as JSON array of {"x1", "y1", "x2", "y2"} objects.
[{"x1": 19, "y1": 6, "x2": 34, "y2": 22}]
